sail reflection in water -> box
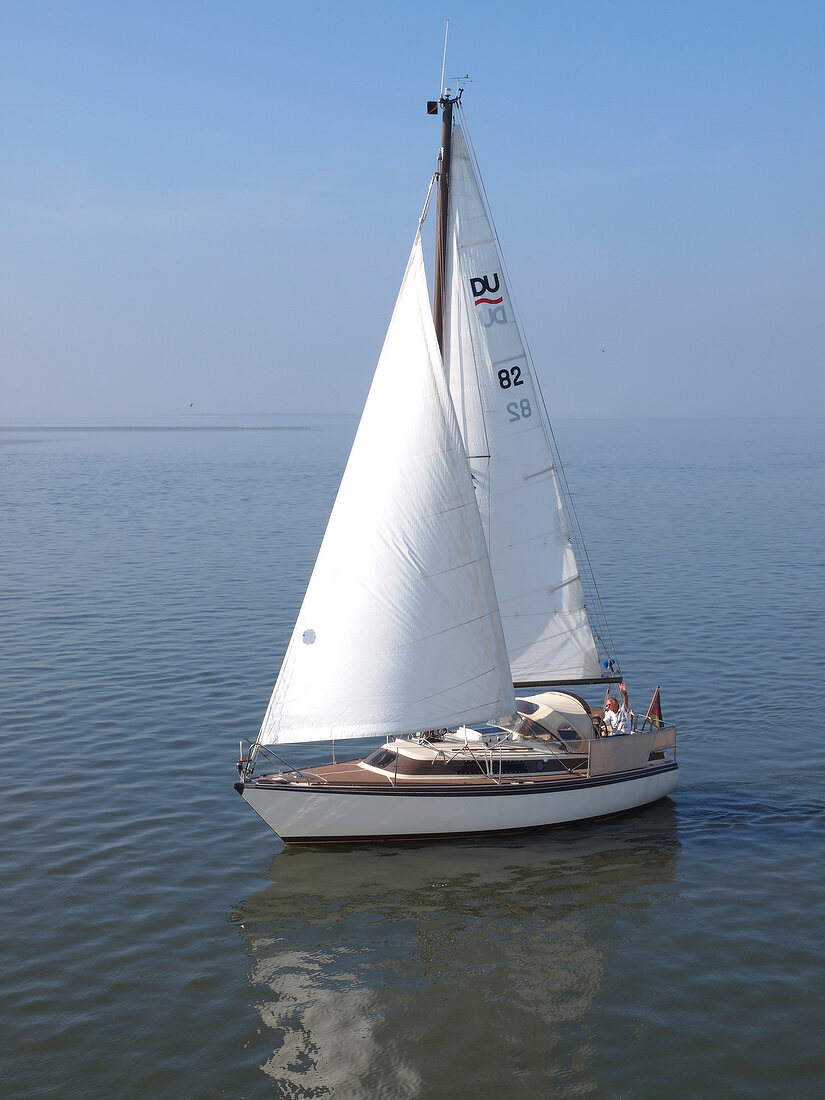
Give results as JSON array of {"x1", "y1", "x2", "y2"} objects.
[{"x1": 233, "y1": 806, "x2": 679, "y2": 1096}]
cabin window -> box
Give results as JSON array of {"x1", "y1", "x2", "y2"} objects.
[
  {"x1": 515, "y1": 699, "x2": 540, "y2": 715},
  {"x1": 364, "y1": 749, "x2": 395, "y2": 769}
]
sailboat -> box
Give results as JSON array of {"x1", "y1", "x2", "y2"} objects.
[{"x1": 234, "y1": 89, "x2": 678, "y2": 843}]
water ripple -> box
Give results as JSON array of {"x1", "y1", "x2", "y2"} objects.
[{"x1": 2, "y1": 420, "x2": 824, "y2": 1098}]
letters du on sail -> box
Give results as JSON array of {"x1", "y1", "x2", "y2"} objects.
[{"x1": 470, "y1": 273, "x2": 508, "y2": 328}]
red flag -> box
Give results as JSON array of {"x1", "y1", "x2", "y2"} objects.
[{"x1": 644, "y1": 687, "x2": 664, "y2": 729}]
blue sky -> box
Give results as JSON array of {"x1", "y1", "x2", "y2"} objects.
[{"x1": 2, "y1": 0, "x2": 823, "y2": 420}]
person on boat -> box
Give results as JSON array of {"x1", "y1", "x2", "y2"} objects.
[{"x1": 603, "y1": 683, "x2": 631, "y2": 735}]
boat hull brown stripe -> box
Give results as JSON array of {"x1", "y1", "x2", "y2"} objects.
[{"x1": 238, "y1": 762, "x2": 677, "y2": 799}]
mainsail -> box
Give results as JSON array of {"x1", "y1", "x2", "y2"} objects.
[
  {"x1": 444, "y1": 123, "x2": 602, "y2": 684},
  {"x1": 257, "y1": 234, "x2": 516, "y2": 745}
]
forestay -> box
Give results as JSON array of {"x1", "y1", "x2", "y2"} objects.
[
  {"x1": 444, "y1": 124, "x2": 602, "y2": 684},
  {"x1": 257, "y1": 234, "x2": 516, "y2": 745}
]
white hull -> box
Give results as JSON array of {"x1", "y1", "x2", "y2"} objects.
[{"x1": 236, "y1": 764, "x2": 678, "y2": 844}]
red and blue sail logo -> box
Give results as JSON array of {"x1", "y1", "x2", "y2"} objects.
[
  {"x1": 470, "y1": 273, "x2": 507, "y2": 327},
  {"x1": 470, "y1": 273, "x2": 502, "y2": 305}
]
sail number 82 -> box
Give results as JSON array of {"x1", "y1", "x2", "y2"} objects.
[{"x1": 498, "y1": 366, "x2": 523, "y2": 389}]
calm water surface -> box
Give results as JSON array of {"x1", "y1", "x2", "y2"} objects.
[{"x1": 2, "y1": 417, "x2": 824, "y2": 1098}]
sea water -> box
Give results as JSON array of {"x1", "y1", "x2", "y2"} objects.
[{"x1": 1, "y1": 416, "x2": 824, "y2": 1098}]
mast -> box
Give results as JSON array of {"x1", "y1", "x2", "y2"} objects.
[{"x1": 431, "y1": 91, "x2": 454, "y2": 354}]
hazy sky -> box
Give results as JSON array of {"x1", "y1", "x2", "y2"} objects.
[{"x1": 2, "y1": 0, "x2": 823, "y2": 420}]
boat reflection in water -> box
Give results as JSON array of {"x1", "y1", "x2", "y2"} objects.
[{"x1": 232, "y1": 802, "x2": 679, "y2": 1096}]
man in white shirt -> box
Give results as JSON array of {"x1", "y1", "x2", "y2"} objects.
[{"x1": 603, "y1": 682, "x2": 631, "y2": 735}]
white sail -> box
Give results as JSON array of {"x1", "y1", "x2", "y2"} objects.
[
  {"x1": 258, "y1": 234, "x2": 516, "y2": 745},
  {"x1": 445, "y1": 124, "x2": 602, "y2": 683}
]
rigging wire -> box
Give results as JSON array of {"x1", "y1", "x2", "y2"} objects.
[{"x1": 418, "y1": 172, "x2": 438, "y2": 233}]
